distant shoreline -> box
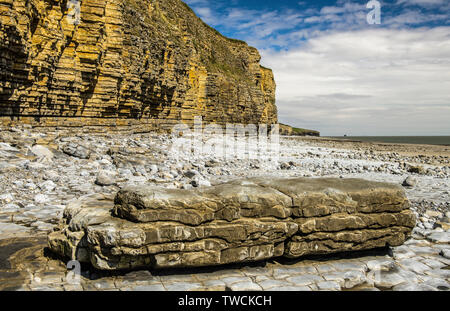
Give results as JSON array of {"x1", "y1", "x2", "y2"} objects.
[{"x1": 326, "y1": 136, "x2": 450, "y2": 147}]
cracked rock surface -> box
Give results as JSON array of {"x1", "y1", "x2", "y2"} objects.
[{"x1": 48, "y1": 178, "x2": 415, "y2": 270}]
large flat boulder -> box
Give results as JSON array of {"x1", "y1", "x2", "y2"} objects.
[{"x1": 48, "y1": 178, "x2": 415, "y2": 270}]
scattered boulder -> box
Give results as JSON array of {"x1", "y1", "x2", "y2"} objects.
[
  {"x1": 95, "y1": 170, "x2": 117, "y2": 186},
  {"x1": 48, "y1": 177, "x2": 415, "y2": 270},
  {"x1": 63, "y1": 143, "x2": 91, "y2": 159}
]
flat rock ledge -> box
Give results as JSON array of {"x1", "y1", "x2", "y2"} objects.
[{"x1": 48, "y1": 178, "x2": 416, "y2": 270}]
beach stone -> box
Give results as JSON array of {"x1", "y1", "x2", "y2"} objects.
[
  {"x1": 95, "y1": 170, "x2": 117, "y2": 186},
  {"x1": 407, "y1": 165, "x2": 425, "y2": 175},
  {"x1": 440, "y1": 249, "x2": 450, "y2": 259},
  {"x1": 397, "y1": 259, "x2": 431, "y2": 274},
  {"x1": 48, "y1": 177, "x2": 416, "y2": 270},
  {"x1": 0, "y1": 193, "x2": 14, "y2": 204},
  {"x1": 316, "y1": 281, "x2": 341, "y2": 291},
  {"x1": 367, "y1": 258, "x2": 396, "y2": 272},
  {"x1": 63, "y1": 143, "x2": 91, "y2": 159},
  {"x1": 1, "y1": 203, "x2": 21, "y2": 212},
  {"x1": 39, "y1": 180, "x2": 56, "y2": 192},
  {"x1": 426, "y1": 232, "x2": 450, "y2": 244},
  {"x1": 30, "y1": 145, "x2": 54, "y2": 161},
  {"x1": 190, "y1": 177, "x2": 211, "y2": 188},
  {"x1": 402, "y1": 177, "x2": 417, "y2": 187},
  {"x1": 392, "y1": 283, "x2": 438, "y2": 291},
  {"x1": 323, "y1": 270, "x2": 367, "y2": 289},
  {"x1": 34, "y1": 194, "x2": 49, "y2": 204},
  {"x1": 371, "y1": 271, "x2": 407, "y2": 289},
  {"x1": 425, "y1": 210, "x2": 442, "y2": 218}
]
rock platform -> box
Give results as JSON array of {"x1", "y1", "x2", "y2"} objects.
[{"x1": 48, "y1": 177, "x2": 415, "y2": 270}]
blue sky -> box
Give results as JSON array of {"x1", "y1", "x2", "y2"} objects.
[{"x1": 184, "y1": 0, "x2": 450, "y2": 136}]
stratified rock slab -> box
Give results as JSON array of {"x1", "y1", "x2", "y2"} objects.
[{"x1": 48, "y1": 178, "x2": 416, "y2": 270}]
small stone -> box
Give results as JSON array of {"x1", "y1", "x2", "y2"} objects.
[
  {"x1": 407, "y1": 165, "x2": 425, "y2": 174},
  {"x1": 63, "y1": 143, "x2": 91, "y2": 159},
  {"x1": 0, "y1": 193, "x2": 14, "y2": 204},
  {"x1": 30, "y1": 145, "x2": 54, "y2": 161},
  {"x1": 181, "y1": 183, "x2": 194, "y2": 190},
  {"x1": 205, "y1": 159, "x2": 220, "y2": 168},
  {"x1": 440, "y1": 249, "x2": 450, "y2": 259},
  {"x1": 44, "y1": 170, "x2": 60, "y2": 182},
  {"x1": 95, "y1": 170, "x2": 117, "y2": 186},
  {"x1": 183, "y1": 169, "x2": 200, "y2": 178},
  {"x1": 426, "y1": 232, "x2": 450, "y2": 244},
  {"x1": 149, "y1": 165, "x2": 158, "y2": 174},
  {"x1": 39, "y1": 180, "x2": 56, "y2": 192},
  {"x1": 371, "y1": 272, "x2": 407, "y2": 289},
  {"x1": 34, "y1": 194, "x2": 49, "y2": 204},
  {"x1": 257, "y1": 279, "x2": 290, "y2": 290},
  {"x1": 25, "y1": 162, "x2": 46, "y2": 170},
  {"x1": 191, "y1": 177, "x2": 211, "y2": 188},
  {"x1": 402, "y1": 176, "x2": 417, "y2": 187},
  {"x1": 397, "y1": 259, "x2": 430, "y2": 274},
  {"x1": 425, "y1": 210, "x2": 443, "y2": 218},
  {"x1": 1, "y1": 203, "x2": 21, "y2": 212},
  {"x1": 228, "y1": 281, "x2": 262, "y2": 291},
  {"x1": 316, "y1": 281, "x2": 341, "y2": 291},
  {"x1": 367, "y1": 259, "x2": 396, "y2": 272}
]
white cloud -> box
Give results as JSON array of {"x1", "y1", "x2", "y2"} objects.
[
  {"x1": 261, "y1": 27, "x2": 450, "y2": 135},
  {"x1": 397, "y1": 0, "x2": 445, "y2": 6}
]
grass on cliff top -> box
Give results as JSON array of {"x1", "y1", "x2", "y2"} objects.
[
  {"x1": 180, "y1": 1, "x2": 247, "y2": 45},
  {"x1": 280, "y1": 123, "x2": 321, "y2": 136}
]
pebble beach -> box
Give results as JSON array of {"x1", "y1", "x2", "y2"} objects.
[{"x1": 0, "y1": 126, "x2": 449, "y2": 291}]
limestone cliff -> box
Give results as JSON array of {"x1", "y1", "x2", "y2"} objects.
[{"x1": 0, "y1": 0, "x2": 277, "y2": 129}]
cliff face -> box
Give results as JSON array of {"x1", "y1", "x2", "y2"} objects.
[{"x1": 0, "y1": 0, "x2": 277, "y2": 129}]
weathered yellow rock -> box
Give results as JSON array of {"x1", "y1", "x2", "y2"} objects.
[{"x1": 0, "y1": 0, "x2": 277, "y2": 129}]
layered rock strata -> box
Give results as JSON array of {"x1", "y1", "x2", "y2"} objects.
[
  {"x1": 48, "y1": 178, "x2": 416, "y2": 270},
  {"x1": 0, "y1": 0, "x2": 277, "y2": 129}
]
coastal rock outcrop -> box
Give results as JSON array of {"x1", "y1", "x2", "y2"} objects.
[
  {"x1": 0, "y1": 0, "x2": 277, "y2": 130},
  {"x1": 48, "y1": 177, "x2": 416, "y2": 270}
]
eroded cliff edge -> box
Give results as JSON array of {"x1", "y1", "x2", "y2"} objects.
[{"x1": 0, "y1": 0, "x2": 277, "y2": 129}]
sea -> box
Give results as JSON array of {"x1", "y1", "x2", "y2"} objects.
[{"x1": 327, "y1": 136, "x2": 450, "y2": 146}]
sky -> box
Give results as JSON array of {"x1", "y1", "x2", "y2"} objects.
[{"x1": 183, "y1": 0, "x2": 450, "y2": 136}]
